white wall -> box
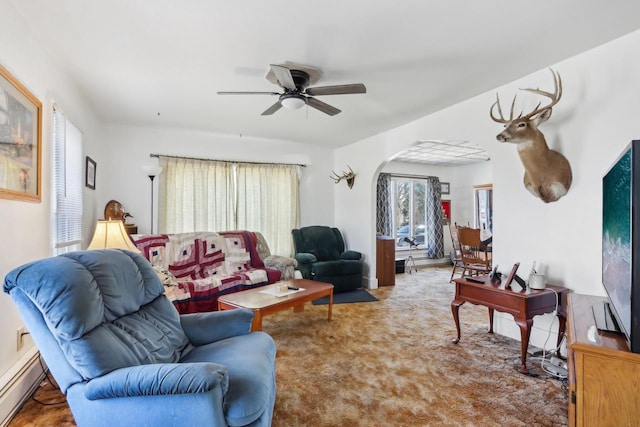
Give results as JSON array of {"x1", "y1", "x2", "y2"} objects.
[
  {"x1": 336, "y1": 29, "x2": 640, "y2": 349},
  {"x1": 100, "y1": 125, "x2": 335, "y2": 244},
  {"x1": 0, "y1": 0, "x2": 104, "y2": 422},
  {"x1": 451, "y1": 162, "x2": 492, "y2": 227}
]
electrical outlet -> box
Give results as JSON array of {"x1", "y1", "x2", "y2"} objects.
[
  {"x1": 16, "y1": 326, "x2": 27, "y2": 351},
  {"x1": 549, "y1": 356, "x2": 567, "y2": 369}
]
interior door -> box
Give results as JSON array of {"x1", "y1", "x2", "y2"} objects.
[{"x1": 474, "y1": 184, "x2": 493, "y2": 232}]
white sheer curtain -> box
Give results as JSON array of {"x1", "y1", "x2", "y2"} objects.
[
  {"x1": 236, "y1": 163, "x2": 300, "y2": 256},
  {"x1": 159, "y1": 157, "x2": 234, "y2": 233},
  {"x1": 158, "y1": 157, "x2": 301, "y2": 256}
]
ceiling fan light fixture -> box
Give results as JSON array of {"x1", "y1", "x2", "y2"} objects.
[
  {"x1": 220, "y1": 63, "x2": 365, "y2": 116},
  {"x1": 280, "y1": 93, "x2": 306, "y2": 110}
]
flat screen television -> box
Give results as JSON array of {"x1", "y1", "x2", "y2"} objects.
[{"x1": 601, "y1": 139, "x2": 640, "y2": 353}]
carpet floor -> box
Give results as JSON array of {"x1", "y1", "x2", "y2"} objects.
[{"x1": 8, "y1": 267, "x2": 568, "y2": 426}]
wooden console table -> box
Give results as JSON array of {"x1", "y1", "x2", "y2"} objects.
[
  {"x1": 567, "y1": 293, "x2": 640, "y2": 426},
  {"x1": 451, "y1": 276, "x2": 569, "y2": 374}
]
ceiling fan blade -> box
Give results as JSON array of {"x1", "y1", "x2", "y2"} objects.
[
  {"x1": 306, "y1": 83, "x2": 366, "y2": 96},
  {"x1": 270, "y1": 64, "x2": 297, "y2": 91},
  {"x1": 307, "y1": 97, "x2": 341, "y2": 116},
  {"x1": 217, "y1": 91, "x2": 280, "y2": 95},
  {"x1": 261, "y1": 101, "x2": 282, "y2": 116}
]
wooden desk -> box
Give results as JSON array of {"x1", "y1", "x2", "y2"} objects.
[
  {"x1": 124, "y1": 223, "x2": 138, "y2": 235},
  {"x1": 452, "y1": 276, "x2": 569, "y2": 374}
]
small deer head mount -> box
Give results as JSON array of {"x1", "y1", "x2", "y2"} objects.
[
  {"x1": 330, "y1": 166, "x2": 356, "y2": 189},
  {"x1": 490, "y1": 68, "x2": 572, "y2": 203}
]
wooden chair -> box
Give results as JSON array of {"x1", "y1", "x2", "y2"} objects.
[
  {"x1": 456, "y1": 225, "x2": 492, "y2": 277},
  {"x1": 448, "y1": 222, "x2": 465, "y2": 282}
]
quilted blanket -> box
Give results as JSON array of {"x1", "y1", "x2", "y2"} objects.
[{"x1": 133, "y1": 231, "x2": 281, "y2": 313}]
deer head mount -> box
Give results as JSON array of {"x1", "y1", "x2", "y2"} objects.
[
  {"x1": 330, "y1": 166, "x2": 356, "y2": 189},
  {"x1": 490, "y1": 69, "x2": 572, "y2": 203}
]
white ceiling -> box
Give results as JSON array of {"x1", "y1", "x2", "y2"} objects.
[
  {"x1": 10, "y1": 1, "x2": 640, "y2": 151},
  {"x1": 393, "y1": 141, "x2": 490, "y2": 166}
]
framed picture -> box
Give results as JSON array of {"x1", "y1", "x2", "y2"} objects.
[
  {"x1": 0, "y1": 64, "x2": 42, "y2": 202},
  {"x1": 440, "y1": 182, "x2": 450, "y2": 195},
  {"x1": 85, "y1": 156, "x2": 96, "y2": 190},
  {"x1": 505, "y1": 262, "x2": 520, "y2": 288}
]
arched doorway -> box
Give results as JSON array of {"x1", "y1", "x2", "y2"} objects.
[{"x1": 373, "y1": 140, "x2": 493, "y2": 271}]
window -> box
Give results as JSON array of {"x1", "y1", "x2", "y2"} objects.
[
  {"x1": 159, "y1": 156, "x2": 301, "y2": 256},
  {"x1": 234, "y1": 162, "x2": 301, "y2": 256},
  {"x1": 393, "y1": 178, "x2": 426, "y2": 248},
  {"x1": 391, "y1": 176, "x2": 444, "y2": 259},
  {"x1": 53, "y1": 107, "x2": 83, "y2": 255}
]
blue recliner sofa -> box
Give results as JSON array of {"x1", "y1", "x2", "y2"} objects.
[{"x1": 3, "y1": 249, "x2": 276, "y2": 427}]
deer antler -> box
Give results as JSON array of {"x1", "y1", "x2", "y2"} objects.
[
  {"x1": 519, "y1": 68, "x2": 562, "y2": 120},
  {"x1": 490, "y1": 93, "x2": 517, "y2": 124},
  {"x1": 490, "y1": 69, "x2": 562, "y2": 124},
  {"x1": 330, "y1": 166, "x2": 356, "y2": 188},
  {"x1": 330, "y1": 171, "x2": 345, "y2": 183}
]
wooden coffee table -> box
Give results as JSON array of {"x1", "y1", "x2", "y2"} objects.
[{"x1": 217, "y1": 279, "x2": 334, "y2": 331}]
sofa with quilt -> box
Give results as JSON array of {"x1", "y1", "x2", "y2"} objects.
[{"x1": 132, "y1": 230, "x2": 296, "y2": 314}]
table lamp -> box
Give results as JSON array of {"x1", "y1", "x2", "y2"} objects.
[{"x1": 87, "y1": 219, "x2": 141, "y2": 252}]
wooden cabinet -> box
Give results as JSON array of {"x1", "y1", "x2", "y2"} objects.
[
  {"x1": 124, "y1": 224, "x2": 138, "y2": 235},
  {"x1": 567, "y1": 293, "x2": 640, "y2": 426},
  {"x1": 376, "y1": 236, "x2": 395, "y2": 286}
]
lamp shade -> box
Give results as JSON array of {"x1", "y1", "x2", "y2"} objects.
[
  {"x1": 142, "y1": 164, "x2": 163, "y2": 177},
  {"x1": 87, "y1": 220, "x2": 141, "y2": 252}
]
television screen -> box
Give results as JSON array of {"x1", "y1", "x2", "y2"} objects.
[{"x1": 602, "y1": 140, "x2": 640, "y2": 353}]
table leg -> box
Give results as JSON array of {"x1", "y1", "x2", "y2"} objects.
[
  {"x1": 515, "y1": 318, "x2": 533, "y2": 374},
  {"x1": 488, "y1": 307, "x2": 495, "y2": 334},
  {"x1": 251, "y1": 311, "x2": 263, "y2": 332},
  {"x1": 293, "y1": 304, "x2": 304, "y2": 313},
  {"x1": 451, "y1": 300, "x2": 464, "y2": 344},
  {"x1": 327, "y1": 291, "x2": 333, "y2": 322},
  {"x1": 556, "y1": 313, "x2": 566, "y2": 350}
]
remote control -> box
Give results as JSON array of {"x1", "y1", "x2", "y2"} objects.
[{"x1": 287, "y1": 286, "x2": 299, "y2": 290}]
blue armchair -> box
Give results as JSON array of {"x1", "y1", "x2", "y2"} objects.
[
  {"x1": 3, "y1": 249, "x2": 276, "y2": 427},
  {"x1": 292, "y1": 226, "x2": 363, "y2": 293}
]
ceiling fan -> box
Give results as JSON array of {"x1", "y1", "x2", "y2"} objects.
[{"x1": 217, "y1": 64, "x2": 366, "y2": 116}]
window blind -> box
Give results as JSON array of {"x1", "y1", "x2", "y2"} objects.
[{"x1": 53, "y1": 107, "x2": 83, "y2": 254}]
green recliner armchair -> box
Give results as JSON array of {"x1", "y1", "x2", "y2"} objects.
[{"x1": 291, "y1": 226, "x2": 363, "y2": 293}]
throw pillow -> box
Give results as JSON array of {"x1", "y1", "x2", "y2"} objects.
[{"x1": 152, "y1": 265, "x2": 178, "y2": 286}]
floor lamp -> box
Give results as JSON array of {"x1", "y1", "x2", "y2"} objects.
[{"x1": 142, "y1": 165, "x2": 162, "y2": 234}]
